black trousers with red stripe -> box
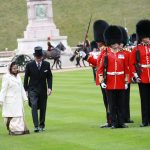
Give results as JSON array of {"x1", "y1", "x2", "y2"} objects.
[
  {"x1": 100, "y1": 86, "x2": 111, "y2": 125},
  {"x1": 107, "y1": 89, "x2": 124, "y2": 127},
  {"x1": 122, "y1": 84, "x2": 131, "y2": 122}
]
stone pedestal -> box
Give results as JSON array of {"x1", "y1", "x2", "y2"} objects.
[{"x1": 17, "y1": 0, "x2": 71, "y2": 55}]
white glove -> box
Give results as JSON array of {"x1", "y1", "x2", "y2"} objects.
[
  {"x1": 101, "y1": 82, "x2": 107, "y2": 89},
  {"x1": 79, "y1": 51, "x2": 86, "y2": 58},
  {"x1": 125, "y1": 83, "x2": 128, "y2": 90}
]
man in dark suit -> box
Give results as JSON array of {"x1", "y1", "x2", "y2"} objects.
[{"x1": 24, "y1": 46, "x2": 52, "y2": 132}]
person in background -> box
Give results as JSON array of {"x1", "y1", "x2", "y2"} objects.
[
  {"x1": 0, "y1": 62, "x2": 29, "y2": 135},
  {"x1": 79, "y1": 20, "x2": 111, "y2": 128},
  {"x1": 99, "y1": 25, "x2": 129, "y2": 128},
  {"x1": 129, "y1": 33, "x2": 137, "y2": 47},
  {"x1": 119, "y1": 26, "x2": 134, "y2": 124},
  {"x1": 130, "y1": 19, "x2": 150, "y2": 127},
  {"x1": 47, "y1": 37, "x2": 54, "y2": 51},
  {"x1": 24, "y1": 46, "x2": 53, "y2": 132}
]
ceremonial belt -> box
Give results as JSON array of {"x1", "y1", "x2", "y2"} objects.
[
  {"x1": 141, "y1": 64, "x2": 150, "y2": 68},
  {"x1": 107, "y1": 71, "x2": 124, "y2": 75}
]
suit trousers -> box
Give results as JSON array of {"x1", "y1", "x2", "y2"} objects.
[{"x1": 29, "y1": 90, "x2": 47, "y2": 128}]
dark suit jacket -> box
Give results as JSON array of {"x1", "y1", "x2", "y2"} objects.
[{"x1": 24, "y1": 60, "x2": 52, "y2": 95}]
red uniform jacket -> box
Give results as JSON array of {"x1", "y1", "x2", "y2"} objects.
[
  {"x1": 98, "y1": 48, "x2": 129, "y2": 90},
  {"x1": 87, "y1": 47, "x2": 108, "y2": 86},
  {"x1": 130, "y1": 43, "x2": 150, "y2": 83},
  {"x1": 96, "y1": 47, "x2": 111, "y2": 85},
  {"x1": 87, "y1": 54, "x2": 98, "y2": 67}
]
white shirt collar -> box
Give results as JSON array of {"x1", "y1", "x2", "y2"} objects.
[{"x1": 36, "y1": 61, "x2": 42, "y2": 66}]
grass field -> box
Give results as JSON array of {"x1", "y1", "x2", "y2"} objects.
[
  {"x1": 0, "y1": 0, "x2": 149, "y2": 50},
  {"x1": 0, "y1": 69, "x2": 150, "y2": 150}
]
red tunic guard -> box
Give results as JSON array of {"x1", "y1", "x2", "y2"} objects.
[
  {"x1": 130, "y1": 43, "x2": 150, "y2": 83},
  {"x1": 98, "y1": 48, "x2": 129, "y2": 90}
]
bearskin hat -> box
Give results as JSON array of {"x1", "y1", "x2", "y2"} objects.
[
  {"x1": 104, "y1": 25, "x2": 123, "y2": 46},
  {"x1": 119, "y1": 26, "x2": 128, "y2": 46},
  {"x1": 93, "y1": 20, "x2": 109, "y2": 43},
  {"x1": 136, "y1": 19, "x2": 150, "y2": 41},
  {"x1": 90, "y1": 41, "x2": 98, "y2": 51}
]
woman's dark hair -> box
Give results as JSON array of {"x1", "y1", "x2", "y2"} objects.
[{"x1": 9, "y1": 61, "x2": 18, "y2": 74}]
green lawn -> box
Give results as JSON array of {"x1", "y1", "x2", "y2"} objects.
[{"x1": 0, "y1": 69, "x2": 150, "y2": 150}]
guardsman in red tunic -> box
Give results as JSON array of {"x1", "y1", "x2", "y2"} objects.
[
  {"x1": 119, "y1": 26, "x2": 134, "y2": 124},
  {"x1": 130, "y1": 19, "x2": 150, "y2": 127},
  {"x1": 90, "y1": 20, "x2": 111, "y2": 128},
  {"x1": 98, "y1": 25, "x2": 129, "y2": 128},
  {"x1": 80, "y1": 20, "x2": 111, "y2": 128}
]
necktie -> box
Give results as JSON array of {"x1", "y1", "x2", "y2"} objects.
[{"x1": 37, "y1": 62, "x2": 41, "y2": 70}]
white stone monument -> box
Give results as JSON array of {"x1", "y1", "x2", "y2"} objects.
[{"x1": 16, "y1": 0, "x2": 71, "y2": 55}]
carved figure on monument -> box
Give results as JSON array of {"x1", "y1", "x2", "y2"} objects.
[{"x1": 36, "y1": 4, "x2": 47, "y2": 19}]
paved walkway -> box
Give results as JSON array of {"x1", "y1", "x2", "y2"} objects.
[
  {"x1": 0, "y1": 66, "x2": 91, "y2": 78},
  {"x1": 52, "y1": 66, "x2": 91, "y2": 73}
]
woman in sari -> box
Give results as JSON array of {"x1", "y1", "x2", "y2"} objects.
[{"x1": 0, "y1": 62, "x2": 29, "y2": 135}]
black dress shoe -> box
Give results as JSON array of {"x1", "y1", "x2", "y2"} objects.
[
  {"x1": 39, "y1": 127, "x2": 45, "y2": 132},
  {"x1": 125, "y1": 119, "x2": 134, "y2": 123},
  {"x1": 111, "y1": 125, "x2": 117, "y2": 129},
  {"x1": 140, "y1": 123, "x2": 148, "y2": 127},
  {"x1": 34, "y1": 127, "x2": 39, "y2": 132},
  {"x1": 119, "y1": 124, "x2": 128, "y2": 128},
  {"x1": 100, "y1": 123, "x2": 111, "y2": 128}
]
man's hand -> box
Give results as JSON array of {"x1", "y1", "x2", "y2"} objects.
[{"x1": 47, "y1": 88, "x2": 52, "y2": 96}]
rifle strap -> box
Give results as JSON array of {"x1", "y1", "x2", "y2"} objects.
[
  {"x1": 136, "y1": 48, "x2": 140, "y2": 63},
  {"x1": 103, "y1": 48, "x2": 108, "y2": 83},
  {"x1": 135, "y1": 46, "x2": 141, "y2": 77}
]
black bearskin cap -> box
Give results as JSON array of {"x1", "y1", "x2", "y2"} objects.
[
  {"x1": 104, "y1": 25, "x2": 123, "y2": 46},
  {"x1": 136, "y1": 19, "x2": 150, "y2": 41},
  {"x1": 90, "y1": 41, "x2": 98, "y2": 51},
  {"x1": 119, "y1": 26, "x2": 128, "y2": 46},
  {"x1": 93, "y1": 20, "x2": 109, "y2": 43}
]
